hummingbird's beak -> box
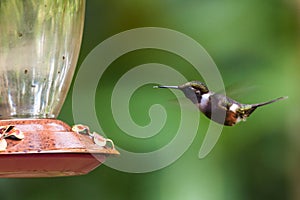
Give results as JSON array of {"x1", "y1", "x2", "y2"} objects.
[{"x1": 153, "y1": 85, "x2": 179, "y2": 89}]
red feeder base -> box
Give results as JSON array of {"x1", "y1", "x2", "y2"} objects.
[{"x1": 0, "y1": 119, "x2": 119, "y2": 178}]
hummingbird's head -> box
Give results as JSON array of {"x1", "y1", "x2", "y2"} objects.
[
  {"x1": 154, "y1": 81, "x2": 209, "y2": 104},
  {"x1": 178, "y1": 81, "x2": 209, "y2": 94},
  {"x1": 178, "y1": 81, "x2": 209, "y2": 104}
]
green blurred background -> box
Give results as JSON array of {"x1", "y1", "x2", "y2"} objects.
[{"x1": 1, "y1": 0, "x2": 299, "y2": 199}]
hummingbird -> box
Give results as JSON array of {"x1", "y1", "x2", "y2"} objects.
[{"x1": 154, "y1": 81, "x2": 287, "y2": 126}]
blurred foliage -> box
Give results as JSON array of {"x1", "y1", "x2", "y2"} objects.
[{"x1": 1, "y1": 0, "x2": 299, "y2": 200}]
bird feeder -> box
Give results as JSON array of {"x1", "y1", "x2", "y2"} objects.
[{"x1": 0, "y1": 0, "x2": 118, "y2": 177}]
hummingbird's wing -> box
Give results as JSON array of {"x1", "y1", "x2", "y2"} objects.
[
  {"x1": 209, "y1": 93, "x2": 237, "y2": 110},
  {"x1": 203, "y1": 93, "x2": 237, "y2": 125}
]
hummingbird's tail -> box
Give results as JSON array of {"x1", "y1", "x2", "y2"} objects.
[
  {"x1": 241, "y1": 96, "x2": 288, "y2": 118},
  {"x1": 251, "y1": 96, "x2": 288, "y2": 108}
]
